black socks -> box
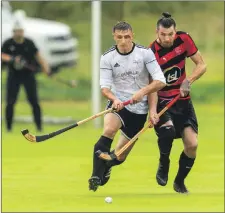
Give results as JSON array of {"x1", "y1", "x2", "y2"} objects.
[
  {"x1": 91, "y1": 136, "x2": 113, "y2": 179},
  {"x1": 157, "y1": 126, "x2": 175, "y2": 164},
  {"x1": 174, "y1": 151, "x2": 195, "y2": 184}
]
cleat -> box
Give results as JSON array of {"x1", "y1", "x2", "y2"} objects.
[
  {"x1": 100, "y1": 150, "x2": 115, "y2": 186},
  {"x1": 101, "y1": 163, "x2": 112, "y2": 186},
  {"x1": 156, "y1": 161, "x2": 170, "y2": 186},
  {"x1": 88, "y1": 176, "x2": 101, "y2": 192},
  {"x1": 173, "y1": 182, "x2": 189, "y2": 194}
]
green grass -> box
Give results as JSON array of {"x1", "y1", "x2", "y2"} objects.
[{"x1": 2, "y1": 101, "x2": 224, "y2": 212}]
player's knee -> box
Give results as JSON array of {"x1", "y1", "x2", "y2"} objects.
[
  {"x1": 7, "y1": 98, "x2": 16, "y2": 106},
  {"x1": 103, "y1": 126, "x2": 118, "y2": 138},
  {"x1": 158, "y1": 125, "x2": 176, "y2": 141},
  {"x1": 29, "y1": 99, "x2": 38, "y2": 106},
  {"x1": 6, "y1": 103, "x2": 13, "y2": 109},
  {"x1": 185, "y1": 142, "x2": 198, "y2": 154}
]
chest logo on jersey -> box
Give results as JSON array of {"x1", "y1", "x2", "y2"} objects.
[
  {"x1": 164, "y1": 66, "x2": 181, "y2": 85},
  {"x1": 114, "y1": 63, "x2": 120, "y2": 67},
  {"x1": 175, "y1": 47, "x2": 182, "y2": 55},
  {"x1": 133, "y1": 59, "x2": 141, "y2": 64}
]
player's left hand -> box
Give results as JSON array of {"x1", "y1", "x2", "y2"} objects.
[
  {"x1": 131, "y1": 90, "x2": 145, "y2": 104},
  {"x1": 180, "y1": 78, "x2": 191, "y2": 97},
  {"x1": 149, "y1": 111, "x2": 159, "y2": 126}
]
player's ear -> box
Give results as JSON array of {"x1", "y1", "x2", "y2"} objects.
[{"x1": 112, "y1": 33, "x2": 116, "y2": 41}]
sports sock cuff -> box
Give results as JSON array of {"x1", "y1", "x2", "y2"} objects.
[
  {"x1": 100, "y1": 135, "x2": 113, "y2": 147},
  {"x1": 180, "y1": 151, "x2": 195, "y2": 167},
  {"x1": 113, "y1": 158, "x2": 125, "y2": 166},
  {"x1": 182, "y1": 151, "x2": 196, "y2": 160}
]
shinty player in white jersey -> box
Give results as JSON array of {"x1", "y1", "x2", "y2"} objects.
[{"x1": 89, "y1": 21, "x2": 166, "y2": 192}]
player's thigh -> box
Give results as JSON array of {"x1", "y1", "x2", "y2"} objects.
[
  {"x1": 155, "y1": 100, "x2": 174, "y2": 129},
  {"x1": 182, "y1": 126, "x2": 198, "y2": 150},
  {"x1": 6, "y1": 74, "x2": 20, "y2": 104},
  {"x1": 103, "y1": 113, "x2": 122, "y2": 138},
  {"x1": 23, "y1": 75, "x2": 39, "y2": 103},
  {"x1": 160, "y1": 120, "x2": 173, "y2": 127},
  {"x1": 154, "y1": 111, "x2": 174, "y2": 132},
  {"x1": 115, "y1": 134, "x2": 130, "y2": 151}
]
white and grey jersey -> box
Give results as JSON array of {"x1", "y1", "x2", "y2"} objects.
[{"x1": 100, "y1": 43, "x2": 166, "y2": 114}]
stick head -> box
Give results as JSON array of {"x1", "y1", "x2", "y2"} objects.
[
  {"x1": 21, "y1": 129, "x2": 37, "y2": 142},
  {"x1": 95, "y1": 150, "x2": 117, "y2": 161}
]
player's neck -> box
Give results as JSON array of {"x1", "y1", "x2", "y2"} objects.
[
  {"x1": 13, "y1": 37, "x2": 25, "y2": 44},
  {"x1": 116, "y1": 42, "x2": 134, "y2": 54},
  {"x1": 156, "y1": 38, "x2": 165, "y2": 48}
]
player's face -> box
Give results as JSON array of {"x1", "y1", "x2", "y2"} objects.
[
  {"x1": 157, "y1": 25, "x2": 176, "y2": 48},
  {"x1": 13, "y1": 29, "x2": 24, "y2": 41},
  {"x1": 113, "y1": 29, "x2": 134, "y2": 53}
]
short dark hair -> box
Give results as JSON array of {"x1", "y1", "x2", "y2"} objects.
[
  {"x1": 113, "y1": 21, "x2": 132, "y2": 33},
  {"x1": 157, "y1": 12, "x2": 176, "y2": 29}
]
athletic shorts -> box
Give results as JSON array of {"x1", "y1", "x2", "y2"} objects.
[
  {"x1": 106, "y1": 101, "x2": 147, "y2": 139},
  {"x1": 154, "y1": 98, "x2": 198, "y2": 139}
]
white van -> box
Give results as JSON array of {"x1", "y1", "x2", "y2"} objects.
[{"x1": 1, "y1": 2, "x2": 78, "y2": 72}]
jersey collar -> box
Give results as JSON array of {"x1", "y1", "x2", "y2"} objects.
[{"x1": 115, "y1": 42, "x2": 135, "y2": 55}]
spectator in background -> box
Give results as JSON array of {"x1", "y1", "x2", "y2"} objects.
[{"x1": 1, "y1": 19, "x2": 50, "y2": 132}]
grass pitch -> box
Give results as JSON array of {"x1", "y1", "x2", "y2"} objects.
[{"x1": 1, "y1": 101, "x2": 224, "y2": 212}]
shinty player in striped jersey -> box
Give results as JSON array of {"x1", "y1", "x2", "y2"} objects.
[
  {"x1": 148, "y1": 12, "x2": 207, "y2": 193},
  {"x1": 89, "y1": 21, "x2": 166, "y2": 191}
]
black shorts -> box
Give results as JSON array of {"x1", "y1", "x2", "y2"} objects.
[
  {"x1": 106, "y1": 101, "x2": 147, "y2": 139},
  {"x1": 154, "y1": 98, "x2": 198, "y2": 139}
]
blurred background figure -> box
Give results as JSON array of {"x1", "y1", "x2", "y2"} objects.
[{"x1": 1, "y1": 18, "x2": 50, "y2": 132}]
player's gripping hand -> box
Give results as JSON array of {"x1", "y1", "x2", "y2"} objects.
[
  {"x1": 112, "y1": 99, "x2": 124, "y2": 112},
  {"x1": 180, "y1": 78, "x2": 191, "y2": 97},
  {"x1": 149, "y1": 110, "x2": 159, "y2": 126}
]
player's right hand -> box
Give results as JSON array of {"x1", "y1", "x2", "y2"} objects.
[
  {"x1": 180, "y1": 78, "x2": 191, "y2": 97},
  {"x1": 112, "y1": 99, "x2": 124, "y2": 112}
]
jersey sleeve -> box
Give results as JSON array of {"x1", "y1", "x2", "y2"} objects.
[
  {"x1": 100, "y1": 55, "x2": 113, "y2": 89},
  {"x1": 184, "y1": 33, "x2": 198, "y2": 57},
  {"x1": 1, "y1": 40, "x2": 10, "y2": 54},
  {"x1": 144, "y1": 48, "x2": 166, "y2": 84}
]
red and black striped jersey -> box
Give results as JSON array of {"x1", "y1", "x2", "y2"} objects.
[{"x1": 149, "y1": 31, "x2": 198, "y2": 99}]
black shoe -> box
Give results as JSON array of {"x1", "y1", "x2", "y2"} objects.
[
  {"x1": 101, "y1": 164, "x2": 112, "y2": 186},
  {"x1": 173, "y1": 182, "x2": 189, "y2": 194},
  {"x1": 156, "y1": 161, "x2": 170, "y2": 186},
  {"x1": 88, "y1": 176, "x2": 101, "y2": 192}
]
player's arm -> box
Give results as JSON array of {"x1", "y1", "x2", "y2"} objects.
[
  {"x1": 28, "y1": 39, "x2": 50, "y2": 75},
  {"x1": 147, "y1": 76, "x2": 159, "y2": 125},
  {"x1": 1, "y1": 53, "x2": 12, "y2": 63},
  {"x1": 180, "y1": 33, "x2": 207, "y2": 97},
  {"x1": 1, "y1": 41, "x2": 14, "y2": 63},
  {"x1": 187, "y1": 51, "x2": 207, "y2": 83},
  {"x1": 35, "y1": 52, "x2": 50, "y2": 76},
  {"x1": 100, "y1": 56, "x2": 124, "y2": 111},
  {"x1": 132, "y1": 49, "x2": 166, "y2": 103}
]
